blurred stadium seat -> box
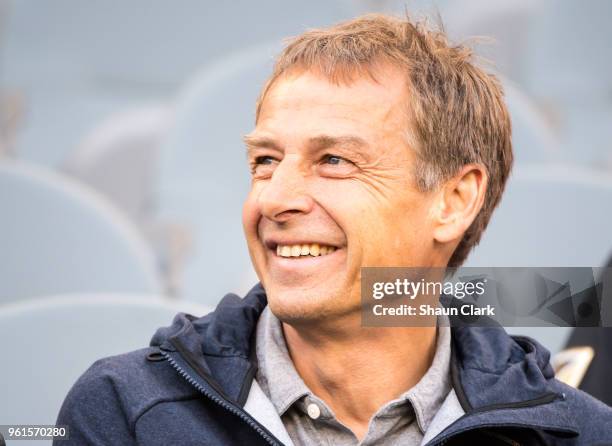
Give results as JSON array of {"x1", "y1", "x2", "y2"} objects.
[
  {"x1": 467, "y1": 164, "x2": 612, "y2": 268},
  {"x1": 523, "y1": 0, "x2": 612, "y2": 165},
  {"x1": 63, "y1": 104, "x2": 173, "y2": 224},
  {"x1": 525, "y1": 0, "x2": 612, "y2": 105},
  {"x1": 466, "y1": 164, "x2": 612, "y2": 354},
  {"x1": 0, "y1": 161, "x2": 162, "y2": 303},
  {"x1": 4, "y1": 0, "x2": 353, "y2": 167},
  {"x1": 502, "y1": 80, "x2": 560, "y2": 164},
  {"x1": 442, "y1": 0, "x2": 543, "y2": 82},
  {"x1": 0, "y1": 294, "x2": 211, "y2": 444},
  {"x1": 156, "y1": 43, "x2": 281, "y2": 303}
]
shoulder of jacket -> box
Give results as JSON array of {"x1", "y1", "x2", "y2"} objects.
[
  {"x1": 548, "y1": 379, "x2": 612, "y2": 439},
  {"x1": 65, "y1": 347, "x2": 201, "y2": 428}
]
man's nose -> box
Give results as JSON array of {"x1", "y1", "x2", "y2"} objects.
[{"x1": 258, "y1": 156, "x2": 314, "y2": 222}]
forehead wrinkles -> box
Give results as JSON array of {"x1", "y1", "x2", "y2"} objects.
[{"x1": 258, "y1": 71, "x2": 408, "y2": 132}]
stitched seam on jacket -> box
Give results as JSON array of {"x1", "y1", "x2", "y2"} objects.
[{"x1": 132, "y1": 395, "x2": 204, "y2": 433}]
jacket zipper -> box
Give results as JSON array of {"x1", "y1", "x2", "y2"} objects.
[
  {"x1": 161, "y1": 351, "x2": 282, "y2": 446},
  {"x1": 163, "y1": 344, "x2": 540, "y2": 446}
]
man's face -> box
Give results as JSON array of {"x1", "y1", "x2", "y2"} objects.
[{"x1": 243, "y1": 66, "x2": 439, "y2": 323}]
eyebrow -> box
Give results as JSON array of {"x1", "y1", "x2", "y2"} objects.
[
  {"x1": 243, "y1": 134, "x2": 282, "y2": 151},
  {"x1": 308, "y1": 135, "x2": 370, "y2": 151},
  {"x1": 243, "y1": 134, "x2": 370, "y2": 153}
]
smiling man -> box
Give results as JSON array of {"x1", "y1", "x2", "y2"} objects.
[{"x1": 56, "y1": 14, "x2": 612, "y2": 446}]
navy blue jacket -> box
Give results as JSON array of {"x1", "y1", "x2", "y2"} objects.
[{"x1": 56, "y1": 284, "x2": 612, "y2": 445}]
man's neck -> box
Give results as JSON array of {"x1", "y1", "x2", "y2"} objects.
[{"x1": 282, "y1": 314, "x2": 438, "y2": 441}]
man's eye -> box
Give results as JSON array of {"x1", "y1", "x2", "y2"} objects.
[
  {"x1": 255, "y1": 155, "x2": 276, "y2": 165},
  {"x1": 250, "y1": 155, "x2": 278, "y2": 178},
  {"x1": 322, "y1": 154, "x2": 351, "y2": 165}
]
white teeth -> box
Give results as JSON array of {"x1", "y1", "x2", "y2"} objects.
[
  {"x1": 309, "y1": 243, "x2": 320, "y2": 256},
  {"x1": 276, "y1": 243, "x2": 337, "y2": 258}
]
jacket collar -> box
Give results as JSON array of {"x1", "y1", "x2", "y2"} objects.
[
  {"x1": 441, "y1": 325, "x2": 578, "y2": 440},
  {"x1": 150, "y1": 283, "x2": 578, "y2": 438},
  {"x1": 151, "y1": 283, "x2": 267, "y2": 404}
]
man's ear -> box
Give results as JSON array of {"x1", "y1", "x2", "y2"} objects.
[{"x1": 432, "y1": 164, "x2": 488, "y2": 244}]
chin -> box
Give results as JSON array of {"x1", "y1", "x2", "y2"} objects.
[
  {"x1": 265, "y1": 283, "x2": 359, "y2": 326},
  {"x1": 266, "y1": 288, "x2": 323, "y2": 322}
]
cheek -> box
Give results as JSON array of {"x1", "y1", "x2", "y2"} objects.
[
  {"x1": 330, "y1": 188, "x2": 428, "y2": 255},
  {"x1": 316, "y1": 192, "x2": 388, "y2": 258}
]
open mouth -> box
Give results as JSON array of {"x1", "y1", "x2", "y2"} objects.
[
  {"x1": 263, "y1": 239, "x2": 344, "y2": 280},
  {"x1": 275, "y1": 243, "x2": 338, "y2": 258}
]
